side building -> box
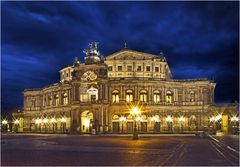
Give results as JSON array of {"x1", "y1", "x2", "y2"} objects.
[{"x1": 13, "y1": 43, "x2": 238, "y2": 134}]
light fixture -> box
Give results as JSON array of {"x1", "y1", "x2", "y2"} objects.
[
  {"x1": 165, "y1": 116, "x2": 173, "y2": 123},
  {"x1": 61, "y1": 117, "x2": 66, "y2": 123},
  {"x1": 2, "y1": 120, "x2": 8, "y2": 125},
  {"x1": 178, "y1": 116, "x2": 185, "y2": 123},
  {"x1": 130, "y1": 107, "x2": 141, "y2": 116},
  {"x1": 230, "y1": 116, "x2": 238, "y2": 122},
  {"x1": 50, "y1": 118, "x2": 56, "y2": 123},
  {"x1": 119, "y1": 116, "x2": 126, "y2": 122},
  {"x1": 43, "y1": 118, "x2": 48, "y2": 123},
  {"x1": 14, "y1": 119, "x2": 19, "y2": 124}
]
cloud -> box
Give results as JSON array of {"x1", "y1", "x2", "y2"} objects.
[{"x1": 1, "y1": 1, "x2": 239, "y2": 111}]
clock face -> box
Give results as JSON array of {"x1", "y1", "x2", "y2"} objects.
[{"x1": 81, "y1": 71, "x2": 97, "y2": 81}]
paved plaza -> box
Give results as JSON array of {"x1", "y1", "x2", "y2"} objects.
[{"x1": 1, "y1": 133, "x2": 239, "y2": 166}]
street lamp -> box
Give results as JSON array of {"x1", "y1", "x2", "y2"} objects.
[
  {"x1": 178, "y1": 116, "x2": 185, "y2": 132},
  {"x1": 50, "y1": 118, "x2": 57, "y2": 132},
  {"x1": 2, "y1": 119, "x2": 8, "y2": 132},
  {"x1": 35, "y1": 118, "x2": 42, "y2": 132},
  {"x1": 119, "y1": 116, "x2": 126, "y2": 133},
  {"x1": 165, "y1": 116, "x2": 173, "y2": 132},
  {"x1": 209, "y1": 114, "x2": 222, "y2": 132},
  {"x1": 61, "y1": 117, "x2": 66, "y2": 133},
  {"x1": 130, "y1": 106, "x2": 141, "y2": 140},
  {"x1": 43, "y1": 118, "x2": 48, "y2": 132},
  {"x1": 14, "y1": 119, "x2": 20, "y2": 132},
  {"x1": 151, "y1": 115, "x2": 160, "y2": 132},
  {"x1": 230, "y1": 116, "x2": 239, "y2": 134}
]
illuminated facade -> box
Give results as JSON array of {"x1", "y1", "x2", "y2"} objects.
[{"x1": 13, "y1": 42, "x2": 238, "y2": 134}]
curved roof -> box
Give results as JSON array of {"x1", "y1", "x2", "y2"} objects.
[{"x1": 105, "y1": 49, "x2": 165, "y2": 61}]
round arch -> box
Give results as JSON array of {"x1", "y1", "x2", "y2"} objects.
[{"x1": 81, "y1": 111, "x2": 93, "y2": 133}]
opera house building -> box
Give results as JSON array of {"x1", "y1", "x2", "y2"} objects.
[{"x1": 13, "y1": 43, "x2": 238, "y2": 134}]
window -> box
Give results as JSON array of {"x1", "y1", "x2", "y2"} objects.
[
  {"x1": 49, "y1": 96, "x2": 53, "y2": 106},
  {"x1": 66, "y1": 73, "x2": 69, "y2": 77},
  {"x1": 146, "y1": 66, "x2": 151, "y2": 72},
  {"x1": 108, "y1": 66, "x2": 113, "y2": 71},
  {"x1": 32, "y1": 99, "x2": 36, "y2": 107},
  {"x1": 166, "y1": 91, "x2": 173, "y2": 103},
  {"x1": 137, "y1": 66, "x2": 142, "y2": 71},
  {"x1": 155, "y1": 67, "x2": 159, "y2": 72},
  {"x1": 126, "y1": 90, "x2": 133, "y2": 102},
  {"x1": 190, "y1": 91, "x2": 195, "y2": 102},
  {"x1": 87, "y1": 86, "x2": 98, "y2": 102},
  {"x1": 91, "y1": 95, "x2": 96, "y2": 101},
  {"x1": 140, "y1": 90, "x2": 147, "y2": 102},
  {"x1": 127, "y1": 66, "x2": 132, "y2": 71},
  {"x1": 153, "y1": 90, "x2": 161, "y2": 103},
  {"x1": 63, "y1": 93, "x2": 68, "y2": 105},
  {"x1": 55, "y1": 94, "x2": 59, "y2": 106},
  {"x1": 43, "y1": 97, "x2": 47, "y2": 106},
  {"x1": 112, "y1": 90, "x2": 120, "y2": 103},
  {"x1": 117, "y1": 66, "x2": 122, "y2": 71}
]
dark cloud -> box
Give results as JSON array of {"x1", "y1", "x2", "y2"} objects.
[{"x1": 1, "y1": 1, "x2": 239, "y2": 112}]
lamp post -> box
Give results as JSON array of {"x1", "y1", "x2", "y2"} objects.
[
  {"x1": 230, "y1": 116, "x2": 239, "y2": 134},
  {"x1": 130, "y1": 107, "x2": 141, "y2": 140},
  {"x1": 165, "y1": 116, "x2": 173, "y2": 132},
  {"x1": 119, "y1": 116, "x2": 126, "y2": 133},
  {"x1": 50, "y1": 118, "x2": 57, "y2": 133},
  {"x1": 210, "y1": 114, "x2": 222, "y2": 133},
  {"x1": 61, "y1": 117, "x2": 66, "y2": 133},
  {"x1": 43, "y1": 118, "x2": 48, "y2": 133},
  {"x1": 2, "y1": 119, "x2": 8, "y2": 132},
  {"x1": 178, "y1": 116, "x2": 185, "y2": 133},
  {"x1": 14, "y1": 119, "x2": 20, "y2": 132}
]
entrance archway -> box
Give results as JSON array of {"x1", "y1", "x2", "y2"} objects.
[{"x1": 81, "y1": 111, "x2": 93, "y2": 133}]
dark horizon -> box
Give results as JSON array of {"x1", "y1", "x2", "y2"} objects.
[{"x1": 1, "y1": 1, "x2": 239, "y2": 115}]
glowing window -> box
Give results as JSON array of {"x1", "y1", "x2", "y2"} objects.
[
  {"x1": 126, "y1": 90, "x2": 133, "y2": 102},
  {"x1": 153, "y1": 90, "x2": 161, "y2": 103},
  {"x1": 63, "y1": 93, "x2": 68, "y2": 105},
  {"x1": 166, "y1": 91, "x2": 173, "y2": 103},
  {"x1": 140, "y1": 90, "x2": 147, "y2": 102},
  {"x1": 112, "y1": 90, "x2": 120, "y2": 103}
]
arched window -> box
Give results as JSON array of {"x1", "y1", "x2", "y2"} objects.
[
  {"x1": 139, "y1": 90, "x2": 147, "y2": 102},
  {"x1": 63, "y1": 93, "x2": 68, "y2": 105},
  {"x1": 55, "y1": 94, "x2": 59, "y2": 106},
  {"x1": 166, "y1": 91, "x2": 173, "y2": 103},
  {"x1": 112, "y1": 90, "x2": 120, "y2": 103},
  {"x1": 49, "y1": 96, "x2": 53, "y2": 106},
  {"x1": 153, "y1": 90, "x2": 161, "y2": 103},
  {"x1": 190, "y1": 91, "x2": 195, "y2": 102},
  {"x1": 87, "y1": 86, "x2": 98, "y2": 102},
  {"x1": 126, "y1": 90, "x2": 133, "y2": 102}
]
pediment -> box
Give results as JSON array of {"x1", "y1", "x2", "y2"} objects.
[{"x1": 105, "y1": 49, "x2": 162, "y2": 60}]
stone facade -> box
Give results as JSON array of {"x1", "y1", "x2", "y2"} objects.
[{"x1": 13, "y1": 43, "x2": 238, "y2": 134}]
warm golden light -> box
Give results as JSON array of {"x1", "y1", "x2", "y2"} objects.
[
  {"x1": 130, "y1": 107, "x2": 141, "y2": 116},
  {"x1": 165, "y1": 116, "x2": 173, "y2": 123},
  {"x1": 2, "y1": 120, "x2": 8, "y2": 125},
  {"x1": 151, "y1": 115, "x2": 160, "y2": 122},
  {"x1": 135, "y1": 116, "x2": 142, "y2": 122},
  {"x1": 83, "y1": 119, "x2": 90, "y2": 127},
  {"x1": 43, "y1": 118, "x2": 48, "y2": 123},
  {"x1": 230, "y1": 116, "x2": 238, "y2": 122},
  {"x1": 119, "y1": 116, "x2": 126, "y2": 122},
  {"x1": 61, "y1": 117, "x2": 66, "y2": 123},
  {"x1": 210, "y1": 116, "x2": 215, "y2": 122},
  {"x1": 50, "y1": 118, "x2": 56, "y2": 123},
  {"x1": 215, "y1": 114, "x2": 222, "y2": 121},
  {"x1": 14, "y1": 119, "x2": 19, "y2": 124},
  {"x1": 178, "y1": 116, "x2": 185, "y2": 123}
]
